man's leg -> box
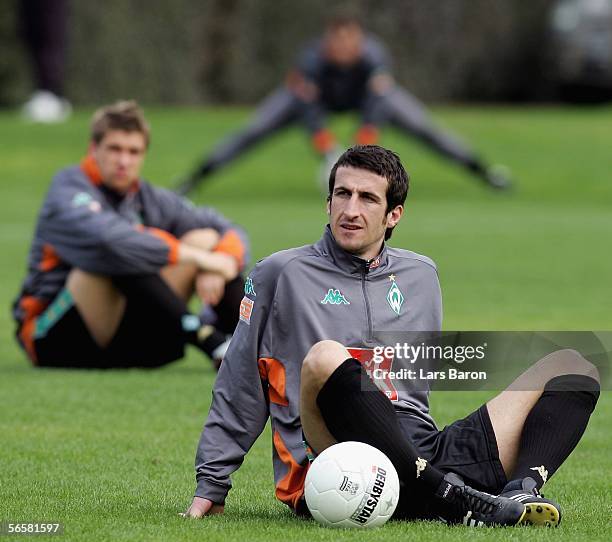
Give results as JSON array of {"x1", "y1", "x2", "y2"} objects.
[
  {"x1": 66, "y1": 227, "x2": 218, "y2": 346},
  {"x1": 65, "y1": 269, "x2": 125, "y2": 348},
  {"x1": 300, "y1": 340, "x2": 526, "y2": 525},
  {"x1": 177, "y1": 88, "x2": 301, "y2": 194},
  {"x1": 208, "y1": 275, "x2": 244, "y2": 335},
  {"x1": 65, "y1": 269, "x2": 214, "y2": 359},
  {"x1": 299, "y1": 341, "x2": 342, "y2": 453},
  {"x1": 378, "y1": 86, "x2": 510, "y2": 189},
  {"x1": 164, "y1": 227, "x2": 242, "y2": 336},
  {"x1": 65, "y1": 229, "x2": 230, "y2": 366},
  {"x1": 161, "y1": 228, "x2": 219, "y2": 301},
  {"x1": 20, "y1": 0, "x2": 68, "y2": 98},
  {"x1": 488, "y1": 348, "x2": 600, "y2": 484},
  {"x1": 168, "y1": 227, "x2": 240, "y2": 362}
]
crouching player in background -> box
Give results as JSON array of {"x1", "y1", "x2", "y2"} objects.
[{"x1": 13, "y1": 101, "x2": 248, "y2": 369}]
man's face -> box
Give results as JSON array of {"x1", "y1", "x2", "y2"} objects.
[
  {"x1": 324, "y1": 24, "x2": 364, "y2": 66},
  {"x1": 328, "y1": 166, "x2": 403, "y2": 260},
  {"x1": 91, "y1": 130, "x2": 147, "y2": 193}
]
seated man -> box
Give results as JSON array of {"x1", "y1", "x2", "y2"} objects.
[
  {"x1": 177, "y1": 15, "x2": 510, "y2": 195},
  {"x1": 13, "y1": 100, "x2": 249, "y2": 369},
  {"x1": 184, "y1": 145, "x2": 599, "y2": 526}
]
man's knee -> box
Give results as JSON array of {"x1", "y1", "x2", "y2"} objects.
[
  {"x1": 301, "y1": 340, "x2": 350, "y2": 390},
  {"x1": 66, "y1": 268, "x2": 106, "y2": 285},
  {"x1": 536, "y1": 348, "x2": 600, "y2": 385},
  {"x1": 66, "y1": 268, "x2": 117, "y2": 298},
  {"x1": 160, "y1": 229, "x2": 219, "y2": 299}
]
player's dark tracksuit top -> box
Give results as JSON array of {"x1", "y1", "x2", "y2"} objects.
[
  {"x1": 295, "y1": 34, "x2": 391, "y2": 111},
  {"x1": 195, "y1": 226, "x2": 442, "y2": 510},
  {"x1": 13, "y1": 156, "x2": 249, "y2": 362}
]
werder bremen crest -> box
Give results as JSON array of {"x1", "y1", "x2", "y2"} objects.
[
  {"x1": 386, "y1": 274, "x2": 404, "y2": 315},
  {"x1": 320, "y1": 289, "x2": 350, "y2": 305}
]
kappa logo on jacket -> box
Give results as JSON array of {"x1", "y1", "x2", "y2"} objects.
[
  {"x1": 244, "y1": 277, "x2": 256, "y2": 296},
  {"x1": 320, "y1": 288, "x2": 350, "y2": 305}
]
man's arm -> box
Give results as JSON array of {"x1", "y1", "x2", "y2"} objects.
[
  {"x1": 183, "y1": 498, "x2": 223, "y2": 518},
  {"x1": 286, "y1": 40, "x2": 322, "y2": 103},
  {"x1": 185, "y1": 260, "x2": 277, "y2": 516},
  {"x1": 43, "y1": 173, "x2": 239, "y2": 278},
  {"x1": 42, "y1": 175, "x2": 180, "y2": 275},
  {"x1": 363, "y1": 35, "x2": 394, "y2": 89},
  {"x1": 356, "y1": 36, "x2": 395, "y2": 144},
  {"x1": 145, "y1": 186, "x2": 250, "y2": 272}
]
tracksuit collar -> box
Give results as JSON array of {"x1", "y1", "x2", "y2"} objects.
[
  {"x1": 79, "y1": 155, "x2": 141, "y2": 196},
  {"x1": 317, "y1": 225, "x2": 388, "y2": 275}
]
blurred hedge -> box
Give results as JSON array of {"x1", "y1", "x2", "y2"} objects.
[{"x1": 0, "y1": 0, "x2": 556, "y2": 106}]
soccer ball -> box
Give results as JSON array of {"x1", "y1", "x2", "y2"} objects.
[{"x1": 304, "y1": 441, "x2": 400, "y2": 528}]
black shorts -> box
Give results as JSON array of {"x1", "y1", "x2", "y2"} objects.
[
  {"x1": 18, "y1": 288, "x2": 185, "y2": 368},
  {"x1": 397, "y1": 405, "x2": 507, "y2": 494},
  {"x1": 391, "y1": 405, "x2": 506, "y2": 520}
]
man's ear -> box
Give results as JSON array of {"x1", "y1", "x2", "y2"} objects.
[
  {"x1": 326, "y1": 199, "x2": 331, "y2": 215},
  {"x1": 386, "y1": 205, "x2": 404, "y2": 228},
  {"x1": 87, "y1": 142, "x2": 96, "y2": 155}
]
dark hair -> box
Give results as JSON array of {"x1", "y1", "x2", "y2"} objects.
[
  {"x1": 328, "y1": 145, "x2": 409, "y2": 240},
  {"x1": 91, "y1": 100, "x2": 150, "y2": 147}
]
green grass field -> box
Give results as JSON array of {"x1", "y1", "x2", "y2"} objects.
[{"x1": 0, "y1": 106, "x2": 610, "y2": 541}]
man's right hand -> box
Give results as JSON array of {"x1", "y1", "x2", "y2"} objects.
[{"x1": 182, "y1": 496, "x2": 224, "y2": 518}]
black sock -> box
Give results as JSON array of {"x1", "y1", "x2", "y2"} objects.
[
  {"x1": 466, "y1": 158, "x2": 487, "y2": 176},
  {"x1": 212, "y1": 275, "x2": 244, "y2": 334},
  {"x1": 511, "y1": 374, "x2": 600, "y2": 488},
  {"x1": 111, "y1": 274, "x2": 226, "y2": 358},
  {"x1": 316, "y1": 358, "x2": 445, "y2": 494},
  {"x1": 197, "y1": 161, "x2": 216, "y2": 178}
]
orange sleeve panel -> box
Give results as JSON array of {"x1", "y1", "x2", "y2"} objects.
[
  {"x1": 214, "y1": 230, "x2": 246, "y2": 269},
  {"x1": 258, "y1": 357, "x2": 289, "y2": 406},
  {"x1": 273, "y1": 430, "x2": 309, "y2": 510},
  {"x1": 145, "y1": 227, "x2": 180, "y2": 265},
  {"x1": 39, "y1": 243, "x2": 61, "y2": 272},
  {"x1": 18, "y1": 296, "x2": 47, "y2": 364}
]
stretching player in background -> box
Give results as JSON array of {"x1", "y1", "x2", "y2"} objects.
[
  {"x1": 13, "y1": 101, "x2": 248, "y2": 369},
  {"x1": 177, "y1": 15, "x2": 511, "y2": 195}
]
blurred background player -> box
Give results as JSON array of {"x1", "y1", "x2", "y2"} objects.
[
  {"x1": 177, "y1": 15, "x2": 511, "y2": 195},
  {"x1": 19, "y1": 0, "x2": 72, "y2": 123},
  {"x1": 13, "y1": 101, "x2": 248, "y2": 369}
]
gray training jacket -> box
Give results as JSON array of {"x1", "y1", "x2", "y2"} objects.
[
  {"x1": 194, "y1": 226, "x2": 442, "y2": 510},
  {"x1": 13, "y1": 157, "x2": 249, "y2": 362}
]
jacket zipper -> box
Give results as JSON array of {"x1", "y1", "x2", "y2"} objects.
[{"x1": 361, "y1": 264, "x2": 373, "y2": 342}]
